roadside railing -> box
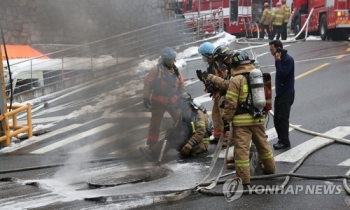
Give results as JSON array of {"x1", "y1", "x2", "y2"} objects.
[
  {"x1": 0, "y1": 103, "x2": 32, "y2": 147},
  {"x1": 3, "y1": 12, "x2": 224, "y2": 97}
]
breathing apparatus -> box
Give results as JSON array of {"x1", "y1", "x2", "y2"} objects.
[{"x1": 231, "y1": 50, "x2": 267, "y2": 118}]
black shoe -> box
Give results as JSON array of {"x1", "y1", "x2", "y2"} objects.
[{"x1": 273, "y1": 143, "x2": 291, "y2": 150}]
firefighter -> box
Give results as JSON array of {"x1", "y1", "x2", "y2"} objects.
[
  {"x1": 208, "y1": 45, "x2": 234, "y2": 147},
  {"x1": 143, "y1": 47, "x2": 186, "y2": 148},
  {"x1": 270, "y1": 2, "x2": 285, "y2": 40},
  {"x1": 260, "y1": 2, "x2": 272, "y2": 39},
  {"x1": 197, "y1": 50, "x2": 276, "y2": 185},
  {"x1": 139, "y1": 92, "x2": 211, "y2": 161},
  {"x1": 197, "y1": 42, "x2": 225, "y2": 145},
  {"x1": 281, "y1": 0, "x2": 291, "y2": 40}
]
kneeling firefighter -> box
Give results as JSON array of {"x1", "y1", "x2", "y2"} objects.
[
  {"x1": 139, "y1": 92, "x2": 213, "y2": 161},
  {"x1": 197, "y1": 50, "x2": 276, "y2": 184}
]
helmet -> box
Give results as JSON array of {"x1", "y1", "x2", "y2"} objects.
[
  {"x1": 231, "y1": 50, "x2": 251, "y2": 67},
  {"x1": 264, "y1": 2, "x2": 269, "y2": 6},
  {"x1": 161, "y1": 47, "x2": 176, "y2": 59},
  {"x1": 179, "y1": 92, "x2": 192, "y2": 101},
  {"x1": 276, "y1": 2, "x2": 282, "y2": 6},
  {"x1": 198, "y1": 42, "x2": 215, "y2": 57},
  {"x1": 212, "y1": 46, "x2": 233, "y2": 61}
]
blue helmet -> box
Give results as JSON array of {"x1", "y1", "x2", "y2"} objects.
[
  {"x1": 198, "y1": 42, "x2": 215, "y2": 57},
  {"x1": 161, "y1": 47, "x2": 176, "y2": 59}
]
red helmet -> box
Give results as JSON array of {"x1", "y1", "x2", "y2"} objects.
[
  {"x1": 264, "y1": 2, "x2": 269, "y2": 6},
  {"x1": 276, "y1": 2, "x2": 282, "y2": 6}
]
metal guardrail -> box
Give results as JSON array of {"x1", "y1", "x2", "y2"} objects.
[
  {"x1": 0, "y1": 103, "x2": 32, "y2": 147},
  {"x1": 3, "y1": 12, "x2": 224, "y2": 97}
]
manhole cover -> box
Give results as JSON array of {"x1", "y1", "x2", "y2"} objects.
[{"x1": 87, "y1": 170, "x2": 151, "y2": 188}]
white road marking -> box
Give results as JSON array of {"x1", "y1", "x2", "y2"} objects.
[
  {"x1": 274, "y1": 126, "x2": 350, "y2": 163},
  {"x1": 0, "y1": 124, "x2": 82, "y2": 154},
  {"x1": 30, "y1": 124, "x2": 115, "y2": 154},
  {"x1": 69, "y1": 124, "x2": 149, "y2": 154},
  {"x1": 208, "y1": 126, "x2": 300, "y2": 158},
  {"x1": 338, "y1": 158, "x2": 350, "y2": 166},
  {"x1": 19, "y1": 116, "x2": 65, "y2": 124}
]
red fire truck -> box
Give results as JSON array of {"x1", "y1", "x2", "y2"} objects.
[
  {"x1": 291, "y1": 0, "x2": 350, "y2": 40},
  {"x1": 175, "y1": 0, "x2": 279, "y2": 37}
]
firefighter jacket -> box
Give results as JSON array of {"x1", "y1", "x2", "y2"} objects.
[
  {"x1": 271, "y1": 7, "x2": 285, "y2": 26},
  {"x1": 143, "y1": 63, "x2": 185, "y2": 105},
  {"x1": 170, "y1": 108, "x2": 211, "y2": 145},
  {"x1": 260, "y1": 8, "x2": 272, "y2": 25},
  {"x1": 282, "y1": 4, "x2": 290, "y2": 23},
  {"x1": 207, "y1": 64, "x2": 265, "y2": 126}
]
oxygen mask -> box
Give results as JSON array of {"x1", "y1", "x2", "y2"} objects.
[{"x1": 164, "y1": 58, "x2": 175, "y2": 68}]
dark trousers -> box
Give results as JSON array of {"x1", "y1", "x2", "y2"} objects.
[
  {"x1": 270, "y1": 25, "x2": 282, "y2": 40},
  {"x1": 281, "y1": 23, "x2": 288, "y2": 40},
  {"x1": 260, "y1": 25, "x2": 270, "y2": 39},
  {"x1": 274, "y1": 92, "x2": 295, "y2": 145}
]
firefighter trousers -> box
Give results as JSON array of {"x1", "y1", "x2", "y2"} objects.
[
  {"x1": 281, "y1": 23, "x2": 288, "y2": 40},
  {"x1": 212, "y1": 96, "x2": 230, "y2": 141},
  {"x1": 260, "y1": 25, "x2": 270, "y2": 39},
  {"x1": 147, "y1": 101, "x2": 180, "y2": 146},
  {"x1": 233, "y1": 125, "x2": 276, "y2": 184},
  {"x1": 271, "y1": 25, "x2": 282, "y2": 40}
]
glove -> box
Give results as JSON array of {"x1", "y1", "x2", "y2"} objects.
[
  {"x1": 196, "y1": 70, "x2": 204, "y2": 81},
  {"x1": 143, "y1": 98, "x2": 151, "y2": 109},
  {"x1": 223, "y1": 119, "x2": 230, "y2": 132},
  {"x1": 181, "y1": 139, "x2": 196, "y2": 155},
  {"x1": 192, "y1": 142, "x2": 209, "y2": 156},
  {"x1": 196, "y1": 70, "x2": 209, "y2": 81}
]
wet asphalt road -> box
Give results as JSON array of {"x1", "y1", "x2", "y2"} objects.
[{"x1": 0, "y1": 38, "x2": 350, "y2": 209}]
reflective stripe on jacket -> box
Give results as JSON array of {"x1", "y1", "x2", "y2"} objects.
[
  {"x1": 174, "y1": 109, "x2": 210, "y2": 145},
  {"x1": 271, "y1": 8, "x2": 285, "y2": 26},
  {"x1": 209, "y1": 64, "x2": 265, "y2": 126},
  {"x1": 282, "y1": 4, "x2": 290, "y2": 23},
  {"x1": 261, "y1": 8, "x2": 272, "y2": 25},
  {"x1": 143, "y1": 63, "x2": 185, "y2": 105}
]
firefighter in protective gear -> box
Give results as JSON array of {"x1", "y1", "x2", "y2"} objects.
[
  {"x1": 260, "y1": 2, "x2": 272, "y2": 39},
  {"x1": 209, "y1": 46, "x2": 235, "y2": 147},
  {"x1": 197, "y1": 50, "x2": 276, "y2": 184},
  {"x1": 139, "y1": 92, "x2": 211, "y2": 161},
  {"x1": 270, "y1": 2, "x2": 285, "y2": 40},
  {"x1": 281, "y1": 0, "x2": 291, "y2": 40},
  {"x1": 143, "y1": 47, "x2": 186, "y2": 147},
  {"x1": 198, "y1": 42, "x2": 226, "y2": 145}
]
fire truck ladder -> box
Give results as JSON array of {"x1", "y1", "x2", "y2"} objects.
[{"x1": 242, "y1": 18, "x2": 253, "y2": 38}]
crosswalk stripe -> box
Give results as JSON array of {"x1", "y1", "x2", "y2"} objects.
[
  {"x1": 69, "y1": 124, "x2": 148, "y2": 154},
  {"x1": 0, "y1": 124, "x2": 83, "y2": 154},
  {"x1": 19, "y1": 116, "x2": 65, "y2": 125},
  {"x1": 30, "y1": 124, "x2": 115, "y2": 154},
  {"x1": 338, "y1": 158, "x2": 350, "y2": 166},
  {"x1": 207, "y1": 126, "x2": 299, "y2": 158},
  {"x1": 274, "y1": 126, "x2": 350, "y2": 163}
]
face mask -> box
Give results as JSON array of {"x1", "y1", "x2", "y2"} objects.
[
  {"x1": 164, "y1": 59, "x2": 175, "y2": 68},
  {"x1": 202, "y1": 56, "x2": 208, "y2": 62}
]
